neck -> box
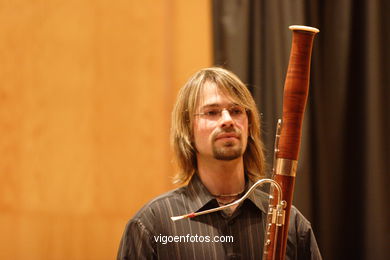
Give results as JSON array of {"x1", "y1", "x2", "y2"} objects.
[{"x1": 197, "y1": 156, "x2": 246, "y2": 196}]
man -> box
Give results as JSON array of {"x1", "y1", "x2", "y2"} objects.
[{"x1": 117, "y1": 67, "x2": 322, "y2": 259}]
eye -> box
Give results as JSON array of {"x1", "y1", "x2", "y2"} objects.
[
  {"x1": 229, "y1": 107, "x2": 244, "y2": 115},
  {"x1": 204, "y1": 109, "x2": 220, "y2": 116}
]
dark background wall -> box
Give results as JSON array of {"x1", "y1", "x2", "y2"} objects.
[{"x1": 212, "y1": 0, "x2": 389, "y2": 259}]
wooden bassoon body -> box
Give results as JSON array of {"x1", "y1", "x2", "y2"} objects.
[{"x1": 262, "y1": 25, "x2": 319, "y2": 260}]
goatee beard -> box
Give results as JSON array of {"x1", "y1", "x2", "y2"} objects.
[
  {"x1": 213, "y1": 143, "x2": 243, "y2": 161},
  {"x1": 212, "y1": 127, "x2": 243, "y2": 161}
]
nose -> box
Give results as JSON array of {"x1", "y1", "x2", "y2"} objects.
[{"x1": 220, "y1": 109, "x2": 234, "y2": 127}]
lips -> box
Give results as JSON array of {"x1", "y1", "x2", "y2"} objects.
[{"x1": 215, "y1": 132, "x2": 240, "y2": 140}]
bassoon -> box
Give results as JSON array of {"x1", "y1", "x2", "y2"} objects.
[
  {"x1": 170, "y1": 25, "x2": 319, "y2": 260},
  {"x1": 262, "y1": 25, "x2": 319, "y2": 260}
]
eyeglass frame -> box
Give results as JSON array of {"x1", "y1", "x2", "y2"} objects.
[{"x1": 193, "y1": 105, "x2": 249, "y2": 121}]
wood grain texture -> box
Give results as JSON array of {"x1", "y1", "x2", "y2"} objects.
[
  {"x1": 0, "y1": 1, "x2": 212, "y2": 259},
  {"x1": 278, "y1": 31, "x2": 316, "y2": 160}
]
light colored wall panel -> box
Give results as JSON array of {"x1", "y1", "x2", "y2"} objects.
[{"x1": 0, "y1": 0, "x2": 212, "y2": 259}]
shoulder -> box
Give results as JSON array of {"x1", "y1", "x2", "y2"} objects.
[
  {"x1": 288, "y1": 206, "x2": 313, "y2": 238},
  {"x1": 117, "y1": 190, "x2": 190, "y2": 260},
  {"x1": 135, "y1": 186, "x2": 187, "y2": 215},
  {"x1": 286, "y1": 206, "x2": 322, "y2": 260},
  {"x1": 127, "y1": 186, "x2": 188, "y2": 231}
]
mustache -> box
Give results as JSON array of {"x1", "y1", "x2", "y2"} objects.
[{"x1": 212, "y1": 127, "x2": 241, "y2": 141}]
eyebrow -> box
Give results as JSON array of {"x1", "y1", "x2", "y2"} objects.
[{"x1": 199, "y1": 102, "x2": 240, "y2": 110}]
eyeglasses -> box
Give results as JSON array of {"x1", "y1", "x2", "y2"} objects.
[{"x1": 194, "y1": 106, "x2": 247, "y2": 120}]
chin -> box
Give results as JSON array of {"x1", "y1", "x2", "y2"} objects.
[{"x1": 213, "y1": 148, "x2": 243, "y2": 161}]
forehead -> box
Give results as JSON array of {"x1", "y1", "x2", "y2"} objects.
[{"x1": 196, "y1": 82, "x2": 238, "y2": 108}]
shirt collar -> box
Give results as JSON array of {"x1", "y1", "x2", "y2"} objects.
[
  {"x1": 186, "y1": 174, "x2": 216, "y2": 213},
  {"x1": 185, "y1": 173, "x2": 268, "y2": 214},
  {"x1": 246, "y1": 178, "x2": 269, "y2": 214}
]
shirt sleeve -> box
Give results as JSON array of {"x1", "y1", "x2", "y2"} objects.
[{"x1": 117, "y1": 219, "x2": 156, "y2": 260}]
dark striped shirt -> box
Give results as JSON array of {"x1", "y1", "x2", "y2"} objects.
[{"x1": 117, "y1": 174, "x2": 322, "y2": 260}]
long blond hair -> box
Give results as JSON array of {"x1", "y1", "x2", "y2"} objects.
[{"x1": 171, "y1": 67, "x2": 265, "y2": 184}]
